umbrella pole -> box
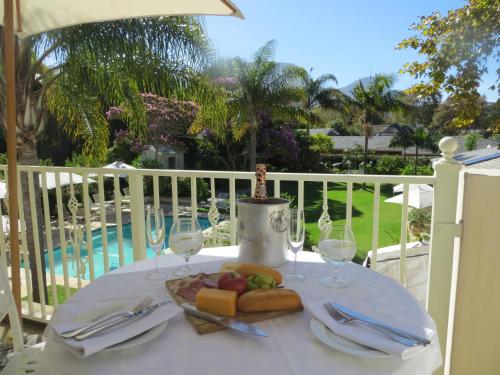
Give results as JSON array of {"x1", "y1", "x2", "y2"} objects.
[{"x1": 4, "y1": 0, "x2": 22, "y2": 318}]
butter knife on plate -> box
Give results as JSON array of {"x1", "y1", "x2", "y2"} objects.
[
  {"x1": 74, "y1": 301, "x2": 171, "y2": 341},
  {"x1": 180, "y1": 303, "x2": 267, "y2": 337},
  {"x1": 333, "y1": 303, "x2": 431, "y2": 346}
]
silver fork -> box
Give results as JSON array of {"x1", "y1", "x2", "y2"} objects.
[
  {"x1": 61, "y1": 296, "x2": 153, "y2": 339},
  {"x1": 332, "y1": 304, "x2": 431, "y2": 346},
  {"x1": 323, "y1": 303, "x2": 418, "y2": 347}
]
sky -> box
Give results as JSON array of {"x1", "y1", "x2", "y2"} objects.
[{"x1": 206, "y1": 0, "x2": 498, "y2": 101}]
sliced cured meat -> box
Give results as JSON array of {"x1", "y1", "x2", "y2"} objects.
[
  {"x1": 201, "y1": 278, "x2": 218, "y2": 288},
  {"x1": 176, "y1": 285, "x2": 198, "y2": 301},
  {"x1": 176, "y1": 274, "x2": 217, "y2": 301}
]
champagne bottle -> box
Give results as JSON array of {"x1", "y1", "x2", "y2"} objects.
[{"x1": 253, "y1": 164, "x2": 268, "y2": 203}]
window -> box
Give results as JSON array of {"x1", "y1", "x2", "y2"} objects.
[{"x1": 168, "y1": 157, "x2": 176, "y2": 169}]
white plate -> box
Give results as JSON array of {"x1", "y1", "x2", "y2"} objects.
[
  {"x1": 310, "y1": 318, "x2": 390, "y2": 358},
  {"x1": 106, "y1": 321, "x2": 167, "y2": 351},
  {"x1": 73, "y1": 302, "x2": 168, "y2": 352}
]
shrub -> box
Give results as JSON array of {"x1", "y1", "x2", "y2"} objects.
[
  {"x1": 292, "y1": 131, "x2": 325, "y2": 172},
  {"x1": 177, "y1": 177, "x2": 210, "y2": 200},
  {"x1": 401, "y1": 164, "x2": 433, "y2": 175},
  {"x1": 280, "y1": 192, "x2": 297, "y2": 208},
  {"x1": 400, "y1": 158, "x2": 434, "y2": 176},
  {"x1": 464, "y1": 132, "x2": 480, "y2": 151},
  {"x1": 408, "y1": 207, "x2": 432, "y2": 242},
  {"x1": 329, "y1": 119, "x2": 361, "y2": 135},
  {"x1": 310, "y1": 133, "x2": 334, "y2": 154},
  {"x1": 373, "y1": 155, "x2": 405, "y2": 175},
  {"x1": 65, "y1": 152, "x2": 100, "y2": 167}
]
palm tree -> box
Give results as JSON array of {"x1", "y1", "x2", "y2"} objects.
[
  {"x1": 0, "y1": 17, "x2": 210, "y2": 302},
  {"x1": 300, "y1": 68, "x2": 346, "y2": 132},
  {"x1": 389, "y1": 126, "x2": 438, "y2": 173},
  {"x1": 389, "y1": 125, "x2": 414, "y2": 159},
  {"x1": 231, "y1": 40, "x2": 305, "y2": 170},
  {"x1": 412, "y1": 127, "x2": 438, "y2": 174},
  {"x1": 351, "y1": 74, "x2": 405, "y2": 174}
]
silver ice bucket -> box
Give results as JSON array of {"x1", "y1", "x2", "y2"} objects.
[{"x1": 237, "y1": 198, "x2": 289, "y2": 267}]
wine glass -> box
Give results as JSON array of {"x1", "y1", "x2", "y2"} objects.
[
  {"x1": 286, "y1": 209, "x2": 305, "y2": 282},
  {"x1": 146, "y1": 206, "x2": 166, "y2": 280},
  {"x1": 169, "y1": 217, "x2": 204, "y2": 277},
  {"x1": 315, "y1": 224, "x2": 356, "y2": 288}
]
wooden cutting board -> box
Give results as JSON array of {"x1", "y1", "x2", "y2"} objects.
[{"x1": 165, "y1": 273, "x2": 303, "y2": 335}]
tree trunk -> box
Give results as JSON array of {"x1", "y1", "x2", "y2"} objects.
[
  {"x1": 414, "y1": 146, "x2": 419, "y2": 175},
  {"x1": 17, "y1": 136, "x2": 47, "y2": 304},
  {"x1": 225, "y1": 143, "x2": 237, "y2": 171},
  {"x1": 249, "y1": 123, "x2": 257, "y2": 171},
  {"x1": 363, "y1": 132, "x2": 369, "y2": 175}
]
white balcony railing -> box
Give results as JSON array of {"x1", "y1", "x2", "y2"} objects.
[{"x1": 0, "y1": 138, "x2": 462, "y2": 366}]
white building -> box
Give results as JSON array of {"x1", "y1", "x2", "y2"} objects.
[{"x1": 140, "y1": 145, "x2": 185, "y2": 169}]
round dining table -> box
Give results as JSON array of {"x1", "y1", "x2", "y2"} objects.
[{"x1": 38, "y1": 246, "x2": 442, "y2": 375}]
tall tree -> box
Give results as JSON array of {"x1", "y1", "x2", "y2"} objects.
[
  {"x1": 397, "y1": 0, "x2": 500, "y2": 132},
  {"x1": 350, "y1": 74, "x2": 405, "y2": 174},
  {"x1": 299, "y1": 68, "x2": 346, "y2": 132},
  {"x1": 412, "y1": 127, "x2": 438, "y2": 174},
  {"x1": 231, "y1": 40, "x2": 304, "y2": 170},
  {"x1": 0, "y1": 17, "x2": 210, "y2": 302},
  {"x1": 390, "y1": 126, "x2": 438, "y2": 173},
  {"x1": 389, "y1": 125, "x2": 414, "y2": 159}
]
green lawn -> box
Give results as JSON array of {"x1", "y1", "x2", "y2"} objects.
[{"x1": 280, "y1": 182, "x2": 404, "y2": 263}]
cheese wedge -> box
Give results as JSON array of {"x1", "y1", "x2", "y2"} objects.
[{"x1": 195, "y1": 288, "x2": 237, "y2": 317}]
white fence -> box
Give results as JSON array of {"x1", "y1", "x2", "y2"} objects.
[{"x1": 0, "y1": 138, "x2": 462, "y2": 369}]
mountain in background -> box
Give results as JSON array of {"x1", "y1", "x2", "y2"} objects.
[{"x1": 338, "y1": 76, "x2": 374, "y2": 97}]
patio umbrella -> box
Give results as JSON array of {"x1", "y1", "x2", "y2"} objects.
[
  {"x1": 89, "y1": 161, "x2": 136, "y2": 178},
  {"x1": 40, "y1": 172, "x2": 96, "y2": 190},
  {"x1": 393, "y1": 183, "x2": 433, "y2": 194},
  {"x1": 1, "y1": 0, "x2": 243, "y2": 313},
  {"x1": 385, "y1": 185, "x2": 434, "y2": 209}
]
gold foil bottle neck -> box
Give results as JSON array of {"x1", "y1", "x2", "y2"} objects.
[{"x1": 253, "y1": 163, "x2": 268, "y2": 201}]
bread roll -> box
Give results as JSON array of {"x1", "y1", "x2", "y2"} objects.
[
  {"x1": 235, "y1": 264, "x2": 283, "y2": 285},
  {"x1": 237, "y1": 288, "x2": 302, "y2": 312}
]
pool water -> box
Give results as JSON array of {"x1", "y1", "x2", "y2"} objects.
[{"x1": 45, "y1": 216, "x2": 210, "y2": 279}]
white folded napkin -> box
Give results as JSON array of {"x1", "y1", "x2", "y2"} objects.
[
  {"x1": 304, "y1": 299, "x2": 436, "y2": 359},
  {"x1": 53, "y1": 298, "x2": 182, "y2": 358}
]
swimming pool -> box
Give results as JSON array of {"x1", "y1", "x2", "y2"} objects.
[{"x1": 45, "y1": 216, "x2": 210, "y2": 279}]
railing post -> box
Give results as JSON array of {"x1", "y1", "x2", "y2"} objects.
[
  {"x1": 427, "y1": 137, "x2": 462, "y2": 373},
  {"x1": 129, "y1": 174, "x2": 147, "y2": 261}
]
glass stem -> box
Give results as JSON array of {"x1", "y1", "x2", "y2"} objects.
[
  {"x1": 154, "y1": 250, "x2": 159, "y2": 274},
  {"x1": 293, "y1": 251, "x2": 298, "y2": 275},
  {"x1": 184, "y1": 256, "x2": 190, "y2": 270},
  {"x1": 332, "y1": 265, "x2": 339, "y2": 280}
]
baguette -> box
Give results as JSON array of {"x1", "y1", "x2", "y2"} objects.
[
  {"x1": 237, "y1": 288, "x2": 302, "y2": 312},
  {"x1": 235, "y1": 264, "x2": 283, "y2": 285}
]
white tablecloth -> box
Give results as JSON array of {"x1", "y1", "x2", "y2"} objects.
[{"x1": 38, "y1": 247, "x2": 442, "y2": 375}]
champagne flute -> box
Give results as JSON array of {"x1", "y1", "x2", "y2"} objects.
[
  {"x1": 315, "y1": 224, "x2": 356, "y2": 288},
  {"x1": 169, "y1": 217, "x2": 204, "y2": 277},
  {"x1": 286, "y1": 209, "x2": 305, "y2": 282},
  {"x1": 146, "y1": 206, "x2": 166, "y2": 280}
]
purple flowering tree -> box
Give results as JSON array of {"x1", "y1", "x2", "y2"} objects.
[
  {"x1": 258, "y1": 113, "x2": 299, "y2": 168},
  {"x1": 107, "y1": 93, "x2": 199, "y2": 160}
]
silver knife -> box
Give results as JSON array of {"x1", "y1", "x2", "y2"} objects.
[
  {"x1": 74, "y1": 301, "x2": 171, "y2": 341},
  {"x1": 180, "y1": 303, "x2": 267, "y2": 337},
  {"x1": 333, "y1": 303, "x2": 432, "y2": 346}
]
